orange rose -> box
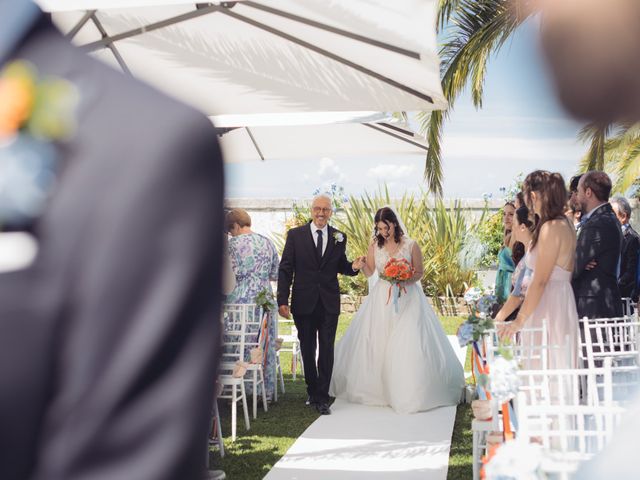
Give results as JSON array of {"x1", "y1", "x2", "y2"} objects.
[
  {"x1": 385, "y1": 266, "x2": 399, "y2": 278},
  {"x1": 0, "y1": 76, "x2": 35, "y2": 138}
]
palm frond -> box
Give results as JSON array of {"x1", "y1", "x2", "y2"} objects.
[
  {"x1": 612, "y1": 135, "x2": 640, "y2": 192},
  {"x1": 577, "y1": 123, "x2": 611, "y2": 172},
  {"x1": 437, "y1": 0, "x2": 464, "y2": 31},
  {"x1": 422, "y1": 0, "x2": 531, "y2": 194}
]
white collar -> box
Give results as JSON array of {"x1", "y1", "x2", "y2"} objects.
[
  {"x1": 581, "y1": 202, "x2": 607, "y2": 222},
  {"x1": 310, "y1": 222, "x2": 329, "y2": 236}
]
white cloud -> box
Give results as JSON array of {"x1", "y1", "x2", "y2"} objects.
[
  {"x1": 367, "y1": 163, "x2": 416, "y2": 179},
  {"x1": 317, "y1": 157, "x2": 345, "y2": 183},
  {"x1": 441, "y1": 135, "x2": 583, "y2": 161}
]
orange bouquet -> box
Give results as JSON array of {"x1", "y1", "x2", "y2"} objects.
[{"x1": 380, "y1": 258, "x2": 414, "y2": 311}]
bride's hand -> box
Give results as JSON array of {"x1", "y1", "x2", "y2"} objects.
[{"x1": 352, "y1": 256, "x2": 366, "y2": 271}]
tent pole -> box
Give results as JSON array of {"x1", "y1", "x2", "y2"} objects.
[
  {"x1": 91, "y1": 14, "x2": 132, "y2": 76},
  {"x1": 363, "y1": 123, "x2": 428, "y2": 151},
  {"x1": 82, "y1": 5, "x2": 222, "y2": 52},
  {"x1": 217, "y1": 7, "x2": 434, "y2": 105},
  {"x1": 66, "y1": 10, "x2": 95, "y2": 40},
  {"x1": 245, "y1": 127, "x2": 265, "y2": 161},
  {"x1": 242, "y1": 1, "x2": 421, "y2": 59}
]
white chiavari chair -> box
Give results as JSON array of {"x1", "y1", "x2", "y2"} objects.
[
  {"x1": 472, "y1": 322, "x2": 570, "y2": 480},
  {"x1": 579, "y1": 316, "x2": 640, "y2": 403},
  {"x1": 243, "y1": 305, "x2": 269, "y2": 419},
  {"x1": 516, "y1": 359, "x2": 625, "y2": 479},
  {"x1": 277, "y1": 318, "x2": 304, "y2": 380},
  {"x1": 219, "y1": 304, "x2": 251, "y2": 441}
]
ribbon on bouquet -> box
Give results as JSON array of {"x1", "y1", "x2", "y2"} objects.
[{"x1": 385, "y1": 282, "x2": 407, "y2": 313}]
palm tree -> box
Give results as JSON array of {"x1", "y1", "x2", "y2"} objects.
[
  {"x1": 578, "y1": 122, "x2": 640, "y2": 194},
  {"x1": 420, "y1": 0, "x2": 533, "y2": 195},
  {"x1": 426, "y1": 2, "x2": 640, "y2": 195}
]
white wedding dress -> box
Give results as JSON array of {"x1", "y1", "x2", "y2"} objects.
[{"x1": 330, "y1": 237, "x2": 465, "y2": 414}]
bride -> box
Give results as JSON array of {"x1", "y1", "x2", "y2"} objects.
[{"x1": 330, "y1": 206, "x2": 465, "y2": 414}]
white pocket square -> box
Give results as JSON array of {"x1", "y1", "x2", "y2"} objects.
[{"x1": 0, "y1": 232, "x2": 38, "y2": 273}]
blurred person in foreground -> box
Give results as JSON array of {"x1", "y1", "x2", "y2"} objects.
[
  {"x1": 0, "y1": 2, "x2": 224, "y2": 479},
  {"x1": 610, "y1": 196, "x2": 640, "y2": 304},
  {"x1": 225, "y1": 208, "x2": 279, "y2": 400}
]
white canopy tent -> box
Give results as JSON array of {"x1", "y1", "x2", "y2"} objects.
[{"x1": 37, "y1": 0, "x2": 445, "y2": 162}]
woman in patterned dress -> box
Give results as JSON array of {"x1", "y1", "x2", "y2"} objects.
[{"x1": 226, "y1": 209, "x2": 280, "y2": 400}]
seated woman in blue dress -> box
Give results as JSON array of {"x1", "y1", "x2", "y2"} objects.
[{"x1": 225, "y1": 208, "x2": 280, "y2": 400}]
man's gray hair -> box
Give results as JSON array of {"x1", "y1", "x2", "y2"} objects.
[
  {"x1": 311, "y1": 193, "x2": 333, "y2": 208},
  {"x1": 611, "y1": 195, "x2": 632, "y2": 219}
]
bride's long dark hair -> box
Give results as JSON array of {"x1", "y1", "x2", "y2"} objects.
[{"x1": 374, "y1": 207, "x2": 404, "y2": 248}]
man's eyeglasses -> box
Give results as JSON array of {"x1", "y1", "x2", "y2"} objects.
[{"x1": 312, "y1": 207, "x2": 332, "y2": 214}]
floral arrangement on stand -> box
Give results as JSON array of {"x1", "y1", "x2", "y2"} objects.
[
  {"x1": 253, "y1": 288, "x2": 276, "y2": 368},
  {"x1": 457, "y1": 286, "x2": 497, "y2": 347}
]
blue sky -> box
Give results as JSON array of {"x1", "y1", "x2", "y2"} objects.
[{"x1": 225, "y1": 19, "x2": 586, "y2": 200}]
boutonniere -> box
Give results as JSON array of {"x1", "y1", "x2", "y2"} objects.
[
  {"x1": 0, "y1": 60, "x2": 79, "y2": 224},
  {"x1": 333, "y1": 231, "x2": 344, "y2": 244}
]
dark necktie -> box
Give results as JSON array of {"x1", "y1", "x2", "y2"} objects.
[{"x1": 316, "y1": 229, "x2": 323, "y2": 258}]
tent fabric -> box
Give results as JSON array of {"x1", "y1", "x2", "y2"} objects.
[{"x1": 38, "y1": 0, "x2": 447, "y2": 118}]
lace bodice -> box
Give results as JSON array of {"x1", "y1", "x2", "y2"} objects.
[{"x1": 374, "y1": 237, "x2": 415, "y2": 274}]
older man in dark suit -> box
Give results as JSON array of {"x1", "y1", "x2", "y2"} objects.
[
  {"x1": 610, "y1": 196, "x2": 640, "y2": 303},
  {"x1": 277, "y1": 194, "x2": 362, "y2": 415},
  {"x1": 572, "y1": 171, "x2": 623, "y2": 318},
  {"x1": 0, "y1": 2, "x2": 224, "y2": 479}
]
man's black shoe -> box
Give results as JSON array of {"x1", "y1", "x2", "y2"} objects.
[{"x1": 316, "y1": 402, "x2": 331, "y2": 415}]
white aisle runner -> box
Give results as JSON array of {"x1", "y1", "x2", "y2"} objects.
[
  {"x1": 264, "y1": 401, "x2": 457, "y2": 479},
  {"x1": 264, "y1": 336, "x2": 465, "y2": 479}
]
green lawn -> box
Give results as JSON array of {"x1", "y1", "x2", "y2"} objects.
[{"x1": 212, "y1": 314, "x2": 472, "y2": 479}]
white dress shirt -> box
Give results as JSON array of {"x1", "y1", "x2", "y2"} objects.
[{"x1": 310, "y1": 222, "x2": 329, "y2": 256}]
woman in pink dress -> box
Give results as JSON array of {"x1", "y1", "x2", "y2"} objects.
[{"x1": 499, "y1": 170, "x2": 578, "y2": 369}]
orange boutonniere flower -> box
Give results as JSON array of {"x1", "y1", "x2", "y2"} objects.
[
  {"x1": 0, "y1": 63, "x2": 36, "y2": 138},
  {"x1": 0, "y1": 60, "x2": 78, "y2": 141}
]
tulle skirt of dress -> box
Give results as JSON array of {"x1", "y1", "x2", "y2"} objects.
[{"x1": 330, "y1": 280, "x2": 465, "y2": 414}]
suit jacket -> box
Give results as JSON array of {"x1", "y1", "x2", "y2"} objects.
[
  {"x1": 572, "y1": 203, "x2": 623, "y2": 318},
  {"x1": 619, "y1": 224, "x2": 640, "y2": 299},
  {"x1": 0, "y1": 13, "x2": 223, "y2": 480},
  {"x1": 277, "y1": 223, "x2": 358, "y2": 316}
]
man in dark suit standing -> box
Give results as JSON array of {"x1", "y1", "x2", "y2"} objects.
[
  {"x1": 572, "y1": 171, "x2": 623, "y2": 318},
  {"x1": 0, "y1": 2, "x2": 224, "y2": 479},
  {"x1": 278, "y1": 194, "x2": 363, "y2": 415},
  {"x1": 610, "y1": 196, "x2": 640, "y2": 303}
]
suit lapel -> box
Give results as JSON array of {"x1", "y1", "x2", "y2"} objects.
[{"x1": 321, "y1": 226, "x2": 336, "y2": 268}]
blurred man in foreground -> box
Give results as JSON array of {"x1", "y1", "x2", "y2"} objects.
[{"x1": 0, "y1": 1, "x2": 224, "y2": 479}]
